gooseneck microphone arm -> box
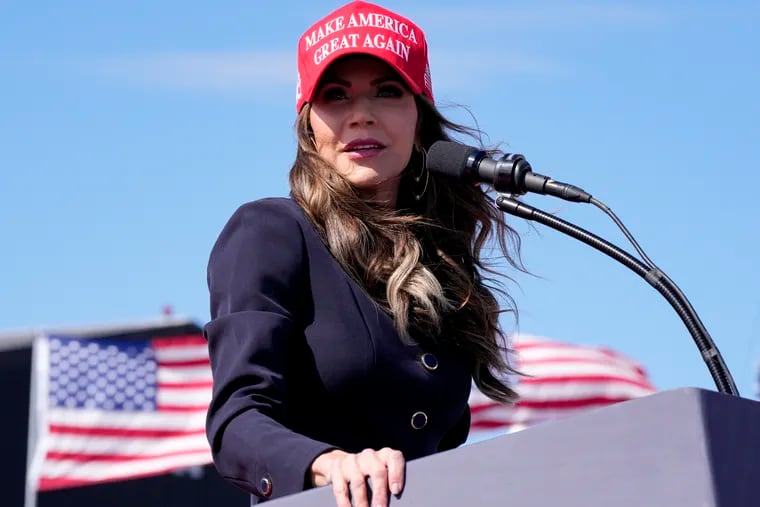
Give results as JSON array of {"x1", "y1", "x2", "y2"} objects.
[
  {"x1": 426, "y1": 140, "x2": 739, "y2": 396},
  {"x1": 495, "y1": 194, "x2": 739, "y2": 397}
]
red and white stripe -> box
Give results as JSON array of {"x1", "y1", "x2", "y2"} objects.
[{"x1": 469, "y1": 335, "x2": 656, "y2": 433}]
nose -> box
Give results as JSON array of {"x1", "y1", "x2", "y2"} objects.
[{"x1": 347, "y1": 97, "x2": 376, "y2": 127}]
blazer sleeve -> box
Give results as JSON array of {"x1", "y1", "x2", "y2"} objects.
[{"x1": 204, "y1": 199, "x2": 336, "y2": 501}]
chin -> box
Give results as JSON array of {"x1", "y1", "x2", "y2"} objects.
[
  {"x1": 340, "y1": 158, "x2": 404, "y2": 190},
  {"x1": 345, "y1": 167, "x2": 387, "y2": 186}
]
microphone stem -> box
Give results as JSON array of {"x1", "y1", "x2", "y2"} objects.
[{"x1": 496, "y1": 195, "x2": 739, "y2": 397}]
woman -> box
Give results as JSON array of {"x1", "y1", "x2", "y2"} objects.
[{"x1": 204, "y1": 2, "x2": 522, "y2": 506}]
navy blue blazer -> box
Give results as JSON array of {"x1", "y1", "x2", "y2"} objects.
[{"x1": 204, "y1": 197, "x2": 472, "y2": 503}]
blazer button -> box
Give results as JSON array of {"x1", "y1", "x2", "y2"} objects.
[
  {"x1": 420, "y1": 353, "x2": 439, "y2": 371},
  {"x1": 260, "y1": 475, "x2": 273, "y2": 497},
  {"x1": 411, "y1": 411, "x2": 428, "y2": 429}
]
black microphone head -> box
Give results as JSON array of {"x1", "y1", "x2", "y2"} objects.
[{"x1": 426, "y1": 141, "x2": 478, "y2": 178}]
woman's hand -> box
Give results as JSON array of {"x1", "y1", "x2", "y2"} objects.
[{"x1": 310, "y1": 448, "x2": 406, "y2": 507}]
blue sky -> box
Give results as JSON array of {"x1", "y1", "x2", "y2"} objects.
[{"x1": 2, "y1": 1, "x2": 759, "y2": 400}]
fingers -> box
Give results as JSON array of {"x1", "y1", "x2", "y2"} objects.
[
  {"x1": 329, "y1": 462, "x2": 351, "y2": 507},
  {"x1": 329, "y1": 457, "x2": 353, "y2": 507},
  {"x1": 377, "y1": 447, "x2": 406, "y2": 496},
  {"x1": 326, "y1": 448, "x2": 406, "y2": 507},
  {"x1": 360, "y1": 449, "x2": 388, "y2": 507},
  {"x1": 330, "y1": 453, "x2": 370, "y2": 507}
]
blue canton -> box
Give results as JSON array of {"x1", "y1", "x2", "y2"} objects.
[{"x1": 47, "y1": 336, "x2": 158, "y2": 412}]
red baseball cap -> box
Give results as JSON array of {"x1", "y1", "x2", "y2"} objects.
[{"x1": 295, "y1": 1, "x2": 433, "y2": 112}]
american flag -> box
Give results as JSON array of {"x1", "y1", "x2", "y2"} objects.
[
  {"x1": 25, "y1": 331, "x2": 655, "y2": 492},
  {"x1": 469, "y1": 335, "x2": 657, "y2": 434},
  {"x1": 27, "y1": 334, "x2": 213, "y2": 492}
]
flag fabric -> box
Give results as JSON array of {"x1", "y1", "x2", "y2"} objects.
[
  {"x1": 25, "y1": 331, "x2": 655, "y2": 492},
  {"x1": 468, "y1": 335, "x2": 657, "y2": 434},
  {"x1": 27, "y1": 334, "x2": 213, "y2": 492}
]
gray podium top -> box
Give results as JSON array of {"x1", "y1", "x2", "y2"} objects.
[{"x1": 268, "y1": 388, "x2": 760, "y2": 507}]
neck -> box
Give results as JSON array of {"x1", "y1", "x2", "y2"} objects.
[{"x1": 358, "y1": 180, "x2": 400, "y2": 209}]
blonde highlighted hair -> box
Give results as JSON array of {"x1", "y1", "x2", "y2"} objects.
[{"x1": 290, "y1": 96, "x2": 523, "y2": 403}]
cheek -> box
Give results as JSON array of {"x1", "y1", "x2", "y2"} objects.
[
  {"x1": 394, "y1": 112, "x2": 418, "y2": 159},
  {"x1": 309, "y1": 110, "x2": 338, "y2": 155}
]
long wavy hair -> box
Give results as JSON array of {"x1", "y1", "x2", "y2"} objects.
[{"x1": 289, "y1": 95, "x2": 523, "y2": 403}]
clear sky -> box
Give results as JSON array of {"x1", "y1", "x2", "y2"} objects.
[{"x1": 2, "y1": 1, "x2": 759, "y2": 399}]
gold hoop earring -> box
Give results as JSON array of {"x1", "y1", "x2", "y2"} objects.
[{"x1": 412, "y1": 145, "x2": 429, "y2": 201}]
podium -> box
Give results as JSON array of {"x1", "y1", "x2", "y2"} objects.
[{"x1": 269, "y1": 388, "x2": 760, "y2": 506}]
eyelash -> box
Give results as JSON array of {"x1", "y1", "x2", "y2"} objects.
[
  {"x1": 321, "y1": 84, "x2": 404, "y2": 101},
  {"x1": 321, "y1": 87, "x2": 348, "y2": 101}
]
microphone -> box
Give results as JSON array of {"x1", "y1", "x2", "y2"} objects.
[{"x1": 426, "y1": 141, "x2": 592, "y2": 203}]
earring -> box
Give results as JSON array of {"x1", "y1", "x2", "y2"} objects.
[{"x1": 412, "y1": 145, "x2": 429, "y2": 201}]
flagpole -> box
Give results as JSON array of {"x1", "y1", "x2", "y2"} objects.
[{"x1": 25, "y1": 334, "x2": 50, "y2": 507}]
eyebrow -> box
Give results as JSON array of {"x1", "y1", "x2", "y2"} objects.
[{"x1": 319, "y1": 75, "x2": 402, "y2": 87}]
